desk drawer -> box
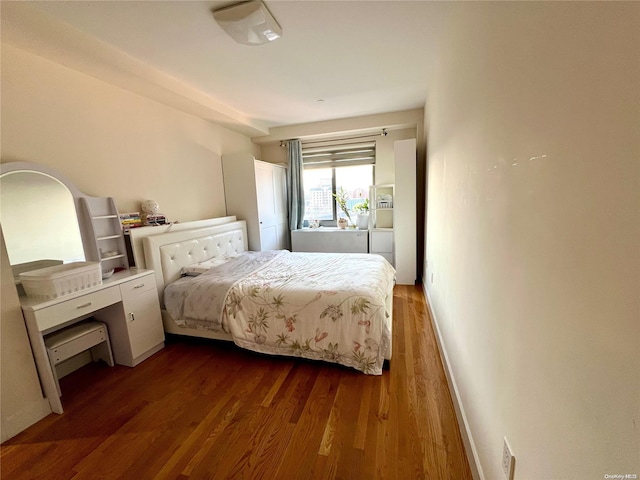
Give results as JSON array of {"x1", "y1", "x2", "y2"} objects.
[
  {"x1": 119, "y1": 273, "x2": 155, "y2": 298},
  {"x1": 35, "y1": 286, "x2": 120, "y2": 332}
]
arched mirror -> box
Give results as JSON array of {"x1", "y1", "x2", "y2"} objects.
[{"x1": 1, "y1": 162, "x2": 89, "y2": 278}]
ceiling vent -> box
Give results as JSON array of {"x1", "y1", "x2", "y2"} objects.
[{"x1": 213, "y1": 1, "x2": 282, "y2": 46}]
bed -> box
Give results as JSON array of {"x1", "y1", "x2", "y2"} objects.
[{"x1": 143, "y1": 221, "x2": 395, "y2": 374}]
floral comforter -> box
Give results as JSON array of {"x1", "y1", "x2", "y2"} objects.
[{"x1": 164, "y1": 250, "x2": 395, "y2": 374}]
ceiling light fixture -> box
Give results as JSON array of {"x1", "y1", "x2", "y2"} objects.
[{"x1": 213, "y1": 1, "x2": 282, "y2": 46}]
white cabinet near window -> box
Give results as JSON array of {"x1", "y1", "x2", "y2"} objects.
[
  {"x1": 291, "y1": 228, "x2": 368, "y2": 253},
  {"x1": 222, "y1": 155, "x2": 288, "y2": 251},
  {"x1": 370, "y1": 230, "x2": 394, "y2": 265}
]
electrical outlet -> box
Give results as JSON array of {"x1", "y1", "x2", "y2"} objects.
[{"x1": 502, "y1": 437, "x2": 515, "y2": 480}]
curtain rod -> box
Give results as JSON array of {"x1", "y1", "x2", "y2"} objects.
[
  {"x1": 280, "y1": 129, "x2": 388, "y2": 147},
  {"x1": 302, "y1": 129, "x2": 388, "y2": 144}
]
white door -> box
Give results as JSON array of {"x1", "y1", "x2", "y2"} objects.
[{"x1": 255, "y1": 162, "x2": 276, "y2": 250}]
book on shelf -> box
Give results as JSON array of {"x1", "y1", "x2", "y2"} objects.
[{"x1": 119, "y1": 212, "x2": 142, "y2": 230}]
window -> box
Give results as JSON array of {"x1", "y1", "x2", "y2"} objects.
[{"x1": 302, "y1": 141, "x2": 374, "y2": 225}]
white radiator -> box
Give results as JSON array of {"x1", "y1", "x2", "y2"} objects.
[{"x1": 291, "y1": 228, "x2": 368, "y2": 253}]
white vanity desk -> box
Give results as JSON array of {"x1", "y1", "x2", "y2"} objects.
[{"x1": 20, "y1": 268, "x2": 165, "y2": 414}]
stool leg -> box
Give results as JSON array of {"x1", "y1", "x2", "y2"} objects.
[
  {"x1": 90, "y1": 340, "x2": 114, "y2": 367},
  {"x1": 46, "y1": 351, "x2": 63, "y2": 397},
  {"x1": 104, "y1": 334, "x2": 114, "y2": 366}
]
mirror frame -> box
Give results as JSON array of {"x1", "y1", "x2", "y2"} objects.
[{"x1": 0, "y1": 161, "x2": 99, "y2": 265}]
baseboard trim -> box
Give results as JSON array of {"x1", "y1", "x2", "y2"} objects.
[{"x1": 423, "y1": 284, "x2": 484, "y2": 480}]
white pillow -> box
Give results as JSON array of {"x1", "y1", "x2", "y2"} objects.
[{"x1": 181, "y1": 254, "x2": 238, "y2": 276}]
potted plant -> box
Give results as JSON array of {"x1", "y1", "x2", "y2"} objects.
[
  {"x1": 353, "y1": 198, "x2": 370, "y2": 230},
  {"x1": 333, "y1": 187, "x2": 352, "y2": 228}
]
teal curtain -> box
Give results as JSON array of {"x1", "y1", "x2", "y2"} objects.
[{"x1": 287, "y1": 139, "x2": 305, "y2": 230}]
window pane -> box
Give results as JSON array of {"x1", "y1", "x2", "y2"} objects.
[
  {"x1": 303, "y1": 164, "x2": 373, "y2": 223},
  {"x1": 336, "y1": 165, "x2": 372, "y2": 213},
  {"x1": 303, "y1": 168, "x2": 333, "y2": 220}
]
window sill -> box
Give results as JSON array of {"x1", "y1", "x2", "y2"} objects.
[{"x1": 296, "y1": 227, "x2": 368, "y2": 232}]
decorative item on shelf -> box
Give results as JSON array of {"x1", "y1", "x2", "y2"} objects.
[
  {"x1": 337, "y1": 217, "x2": 348, "y2": 229},
  {"x1": 332, "y1": 187, "x2": 353, "y2": 227},
  {"x1": 376, "y1": 194, "x2": 393, "y2": 208},
  {"x1": 101, "y1": 268, "x2": 115, "y2": 279},
  {"x1": 353, "y1": 198, "x2": 370, "y2": 230},
  {"x1": 144, "y1": 214, "x2": 167, "y2": 226},
  {"x1": 140, "y1": 200, "x2": 167, "y2": 226}
]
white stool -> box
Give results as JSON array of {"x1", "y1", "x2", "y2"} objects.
[{"x1": 44, "y1": 321, "x2": 114, "y2": 396}]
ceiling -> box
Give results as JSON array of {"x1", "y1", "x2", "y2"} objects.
[{"x1": 1, "y1": 1, "x2": 447, "y2": 137}]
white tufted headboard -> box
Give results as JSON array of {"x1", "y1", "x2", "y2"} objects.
[
  {"x1": 128, "y1": 215, "x2": 237, "y2": 269},
  {"x1": 142, "y1": 220, "x2": 248, "y2": 302}
]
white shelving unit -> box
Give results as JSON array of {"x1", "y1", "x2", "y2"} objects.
[
  {"x1": 393, "y1": 138, "x2": 417, "y2": 285},
  {"x1": 368, "y1": 138, "x2": 417, "y2": 285},
  {"x1": 80, "y1": 197, "x2": 129, "y2": 271},
  {"x1": 369, "y1": 184, "x2": 395, "y2": 266}
]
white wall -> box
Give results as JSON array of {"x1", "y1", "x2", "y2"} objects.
[
  {"x1": 424, "y1": 3, "x2": 639, "y2": 479},
  {"x1": 1, "y1": 45, "x2": 260, "y2": 221}
]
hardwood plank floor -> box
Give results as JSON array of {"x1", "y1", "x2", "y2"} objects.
[{"x1": 1, "y1": 285, "x2": 472, "y2": 479}]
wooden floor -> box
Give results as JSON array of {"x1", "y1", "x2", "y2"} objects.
[{"x1": 1, "y1": 285, "x2": 472, "y2": 480}]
